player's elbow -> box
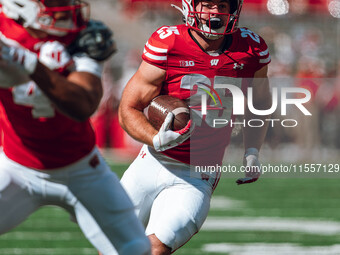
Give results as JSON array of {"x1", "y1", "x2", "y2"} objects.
[
  {"x1": 118, "y1": 102, "x2": 140, "y2": 132},
  {"x1": 118, "y1": 102, "x2": 128, "y2": 131},
  {"x1": 65, "y1": 109, "x2": 93, "y2": 122},
  {"x1": 75, "y1": 111, "x2": 93, "y2": 122},
  {"x1": 253, "y1": 91, "x2": 272, "y2": 112},
  {"x1": 60, "y1": 102, "x2": 98, "y2": 122},
  {"x1": 260, "y1": 93, "x2": 273, "y2": 112}
]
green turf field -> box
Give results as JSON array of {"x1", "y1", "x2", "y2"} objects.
[{"x1": 1, "y1": 163, "x2": 340, "y2": 255}]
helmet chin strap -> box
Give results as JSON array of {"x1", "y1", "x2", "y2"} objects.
[{"x1": 198, "y1": 17, "x2": 225, "y2": 40}]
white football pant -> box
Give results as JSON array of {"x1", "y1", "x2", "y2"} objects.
[
  {"x1": 121, "y1": 144, "x2": 218, "y2": 252},
  {"x1": 0, "y1": 148, "x2": 151, "y2": 255}
]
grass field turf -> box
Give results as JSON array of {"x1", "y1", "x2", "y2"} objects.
[{"x1": 1, "y1": 163, "x2": 340, "y2": 255}]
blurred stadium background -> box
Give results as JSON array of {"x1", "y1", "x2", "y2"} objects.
[
  {"x1": 1, "y1": 0, "x2": 340, "y2": 254},
  {"x1": 88, "y1": 0, "x2": 340, "y2": 164}
]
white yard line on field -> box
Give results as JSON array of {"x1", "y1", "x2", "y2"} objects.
[
  {"x1": 0, "y1": 248, "x2": 95, "y2": 255},
  {"x1": 210, "y1": 196, "x2": 247, "y2": 210},
  {"x1": 202, "y1": 217, "x2": 340, "y2": 235},
  {"x1": 202, "y1": 243, "x2": 340, "y2": 255},
  {"x1": 0, "y1": 231, "x2": 79, "y2": 240}
]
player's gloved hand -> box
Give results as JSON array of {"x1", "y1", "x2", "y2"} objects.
[
  {"x1": 236, "y1": 148, "x2": 261, "y2": 185},
  {"x1": 67, "y1": 20, "x2": 116, "y2": 61},
  {"x1": 39, "y1": 41, "x2": 73, "y2": 72},
  {"x1": 153, "y1": 112, "x2": 194, "y2": 152},
  {"x1": 0, "y1": 40, "x2": 38, "y2": 74}
]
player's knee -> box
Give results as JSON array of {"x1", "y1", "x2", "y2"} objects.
[
  {"x1": 118, "y1": 236, "x2": 151, "y2": 255},
  {"x1": 149, "y1": 234, "x2": 171, "y2": 255},
  {"x1": 151, "y1": 245, "x2": 171, "y2": 255}
]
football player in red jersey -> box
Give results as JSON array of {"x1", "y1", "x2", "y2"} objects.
[
  {"x1": 0, "y1": 0, "x2": 151, "y2": 254},
  {"x1": 118, "y1": 0, "x2": 272, "y2": 253}
]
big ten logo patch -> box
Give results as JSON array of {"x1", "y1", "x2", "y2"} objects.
[{"x1": 180, "y1": 60, "x2": 195, "y2": 67}]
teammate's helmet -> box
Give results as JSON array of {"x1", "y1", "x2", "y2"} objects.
[
  {"x1": 172, "y1": 0, "x2": 243, "y2": 40},
  {"x1": 1, "y1": 0, "x2": 90, "y2": 36}
]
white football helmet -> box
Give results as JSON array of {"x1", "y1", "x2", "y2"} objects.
[
  {"x1": 1, "y1": 0, "x2": 90, "y2": 36},
  {"x1": 172, "y1": 0, "x2": 243, "y2": 40}
]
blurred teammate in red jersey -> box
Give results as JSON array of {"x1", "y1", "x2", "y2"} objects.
[
  {"x1": 118, "y1": 0, "x2": 272, "y2": 253},
  {"x1": 0, "y1": 0, "x2": 150, "y2": 254}
]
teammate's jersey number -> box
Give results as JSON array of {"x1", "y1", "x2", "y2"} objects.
[
  {"x1": 180, "y1": 74, "x2": 242, "y2": 128},
  {"x1": 12, "y1": 82, "x2": 55, "y2": 118},
  {"x1": 157, "y1": 26, "x2": 180, "y2": 40}
]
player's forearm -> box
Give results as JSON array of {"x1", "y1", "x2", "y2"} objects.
[
  {"x1": 119, "y1": 105, "x2": 158, "y2": 147},
  {"x1": 243, "y1": 98, "x2": 272, "y2": 150},
  {"x1": 31, "y1": 62, "x2": 102, "y2": 122},
  {"x1": 243, "y1": 120, "x2": 269, "y2": 151}
]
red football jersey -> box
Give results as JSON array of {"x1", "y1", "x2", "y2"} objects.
[
  {"x1": 0, "y1": 10, "x2": 97, "y2": 170},
  {"x1": 143, "y1": 24, "x2": 271, "y2": 166}
]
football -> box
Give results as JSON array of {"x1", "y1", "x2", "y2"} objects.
[{"x1": 147, "y1": 95, "x2": 191, "y2": 131}]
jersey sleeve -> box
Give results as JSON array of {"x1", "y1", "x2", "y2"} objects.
[
  {"x1": 251, "y1": 34, "x2": 271, "y2": 71},
  {"x1": 255, "y1": 36, "x2": 271, "y2": 69},
  {"x1": 239, "y1": 27, "x2": 271, "y2": 71},
  {"x1": 142, "y1": 26, "x2": 174, "y2": 70}
]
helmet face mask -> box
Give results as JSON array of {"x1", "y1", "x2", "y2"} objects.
[
  {"x1": 1, "y1": 0, "x2": 90, "y2": 36},
  {"x1": 177, "y1": 0, "x2": 243, "y2": 40}
]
